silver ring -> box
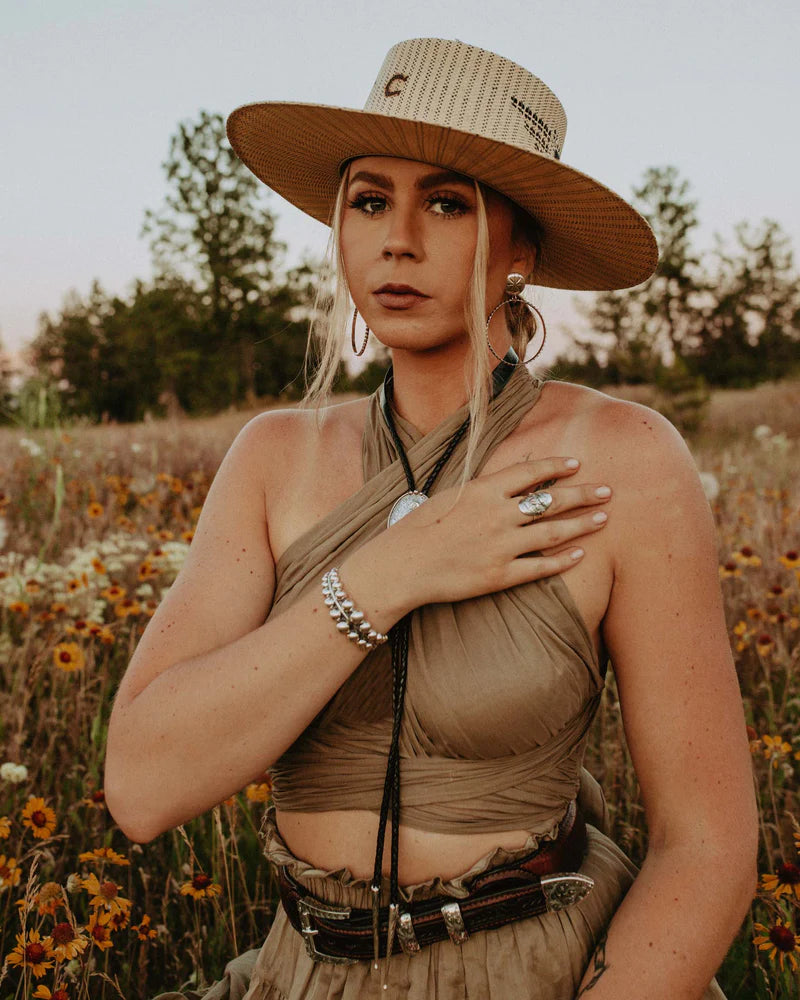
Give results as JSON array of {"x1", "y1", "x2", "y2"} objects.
[{"x1": 518, "y1": 491, "x2": 553, "y2": 519}]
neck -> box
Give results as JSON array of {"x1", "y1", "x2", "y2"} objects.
[{"x1": 387, "y1": 336, "x2": 513, "y2": 436}]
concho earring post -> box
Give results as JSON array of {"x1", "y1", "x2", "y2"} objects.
[
  {"x1": 351, "y1": 306, "x2": 370, "y2": 356},
  {"x1": 486, "y1": 278, "x2": 547, "y2": 366}
]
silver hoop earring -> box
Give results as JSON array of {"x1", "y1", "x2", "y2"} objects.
[
  {"x1": 486, "y1": 276, "x2": 547, "y2": 366},
  {"x1": 351, "y1": 307, "x2": 370, "y2": 356}
]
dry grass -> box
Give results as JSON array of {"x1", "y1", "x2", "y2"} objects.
[{"x1": 0, "y1": 378, "x2": 798, "y2": 998}]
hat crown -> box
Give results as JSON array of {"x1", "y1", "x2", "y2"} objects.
[{"x1": 363, "y1": 38, "x2": 567, "y2": 162}]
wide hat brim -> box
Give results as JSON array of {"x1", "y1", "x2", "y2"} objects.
[{"x1": 227, "y1": 101, "x2": 658, "y2": 291}]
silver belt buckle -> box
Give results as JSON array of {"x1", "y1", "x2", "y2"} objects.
[{"x1": 296, "y1": 896, "x2": 358, "y2": 965}]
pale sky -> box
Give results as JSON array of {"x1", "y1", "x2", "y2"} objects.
[{"x1": 2, "y1": 0, "x2": 799, "y2": 360}]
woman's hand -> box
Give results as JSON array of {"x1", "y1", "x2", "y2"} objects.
[{"x1": 342, "y1": 457, "x2": 611, "y2": 614}]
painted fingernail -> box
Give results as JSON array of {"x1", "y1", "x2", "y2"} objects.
[
  {"x1": 570, "y1": 548, "x2": 584, "y2": 559},
  {"x1": 595, "y1": 486, "x2": 611, "y2": 498},
  {"x1": 565, "y1": 458, "x2": 579, "y2": 469},
  {"x1": 593, "y1": 511, "x2": 608, "y2": 523}
]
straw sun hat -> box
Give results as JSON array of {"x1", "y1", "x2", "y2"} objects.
[{"x1": 226, "y1": 37, "x2": 658, "y2": 291}]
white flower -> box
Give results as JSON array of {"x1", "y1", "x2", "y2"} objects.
[
  {"x1": 0, "y1": 761, "x2": 29, "y2": 784},
  {"x1": 19, "y1": 437, "x2": 43, "y2": 458},
  {"x1": 130, "y1": 442, "x2": 144, "y2": 454},
  {"x1": 753, "y1": 424, "x2": 772, "y2": 440},
  {"x1": 136, "y1": 583, "x2": 154, "y2": 597},
  {"x1": 698, "y1": 472, "x2": 720, "y2": 502}
]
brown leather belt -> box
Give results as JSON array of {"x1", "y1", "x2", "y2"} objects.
[{"x1": 277, "y1": 800, "x2": 592, "y2": 965}]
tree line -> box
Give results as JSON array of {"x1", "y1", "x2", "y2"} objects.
[{"x1": 2, "y1": 113, "x2": 798, "y2": 426}]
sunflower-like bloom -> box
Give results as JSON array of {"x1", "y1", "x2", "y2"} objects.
[
  {"x1": 4, "y1": 928, "x2": 55, "y2": 977},
  {"x1": 180, "y1": 873, "x2": 222, "y2": 900},
  {"x1": 33, "y1": 985, "x2": 71, "y2": 1000},
  {"x1": 131, "y1": 913, "x2": 158, "y2": 941},
  {"x1": 78, "y1": 845, "x2": 129, "y2": 865},
  {"x1": 778, "y1": 550, "x2": 799, "y2": 570},
  {"x1": 52, "y1": 642, "x2": 85, "y2": 672},
  {"x1": 753, "y1": 919, "x2": 800, "y2": 971},
  {"x1": 762, "y1": 734, "x2": 792, "y2": 768},
  {"x1": 82, "y1": 872, "x2": 131, "y2": 916},
  {"x1": 21, "y1": 796, "x2": 57, "y2": 839},
  {"x1": 50, "y1": 920, "x2": 89, "y2": 961},
  {"x1": 761, "y1": 863, "x2": 800, "y2": 900},
  {"x1": 86, "y1": 909, "x2": 114, "y2": 950}
]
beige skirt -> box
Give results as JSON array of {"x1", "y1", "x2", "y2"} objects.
[{"x1": 154, "y1": 804, "x2": 727, "y2": 1000}]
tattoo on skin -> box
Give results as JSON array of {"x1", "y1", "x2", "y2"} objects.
[{"x1": 576, "y1": 931, "x2": 609, "y2": 996}]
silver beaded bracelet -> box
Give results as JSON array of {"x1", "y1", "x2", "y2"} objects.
[{"x1": 322, "y1": 567, "x2": 389, "y2": 651}]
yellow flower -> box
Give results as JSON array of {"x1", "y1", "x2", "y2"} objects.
[
  {"x1": 91, "y1": 557, "x2": 106, "y2": 573},
  {"x1": 86, "y1": 908, "x2": 115, "y2": 950},
  {"x1": 732, "y1": 620, "x2": 748, "y2": 636},
  {"x1": 66, "y1": 618, "x2": 90, "y2": 636},
  {"x1": 80, "y1": 789, "x2": 106, "y2": 809},
  {"x1": 761, "y1": 863, "x2": 800, "y2": 900},
  {"x1": 25, "y1": 578, "x2": 42, "y2": 594},
  {"x1": 21, "y1": 796, "x2": 57, "y2": 839},
  {"x1": 137, "y1": 561, "x2": 159, "y2": 581},
  {"x1": 101, "y1": 584, "x2": 127, "y2": 602},
  {"x1": 50, "y1": 601, "x2": 68, "y2": 614},
  {"x1": 245, "y1": 779, "x2": 272, "y2": 802},
  {"x1": 52, "y1": 642, "x2": 85, "y2": 672},
  {"x1": 4, "y1": 928, "x2": 54, "y2": 977},
  {"x1": 82, "y1": 872, "x2": 131, "y2": 916},
  {"x1": 49, "y1": 920, "x2": 89, "y2": 961},
  {"x1": 33, "y1": 985, "x2": 71, "y2": 1000},
  {"x1": 131, "y1": 913, "x2": 157, "y2": 941},
  {"x1": 762, "y1": 734, "x2": 792, "y2": 768},
  {"x1": 86, "y1": 501, "x2": 104, "y2": 519},
  {"x1": 0, "y1": 853, "x2": 22, "y2": 890},
  {"x1": 733, "y1": 545, "x2": 762, "y2": 567},
  {"x1": 179, "y1": 872, "x2": 222, "y2": 900},
  {"x1": 779, "y1": 549, "x2": 800, "y2": 570},
  {"x1": 181, "y1": 529, "x2": 195, "y2": 544},
  {"x1": 31, "y1": 881, "x2": 65, "y2": 915},
  {"x1": 7, "y1": 600, "x2": 30, "y2": 615},
  {"x1": 719, "y1": 560, "x2": 741, "y2": 579},
  {"x1": 0, "y1": 815, "x2": 10, "y2": 838},
  {"x1": 754, "y1": 919, "x2": 800, "y2": 971},
  {"x1": 114, "y1": 597, "x2": 141, "y2": 618},
  {"x1": 755, "y1": 633, "x2": 775, "y2": 656},
  {"x1": 78, "y1": 846, "x2": 129, "y2": 865}
]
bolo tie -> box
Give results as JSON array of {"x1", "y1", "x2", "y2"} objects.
[{"x1": 370, "y1": 348, "x2": 518, "y2": 984}]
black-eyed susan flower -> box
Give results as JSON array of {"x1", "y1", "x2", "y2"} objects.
[
  {"x1": 761, "y1": 863, "x2": 800, "y2": 900},
  {"x1": 7, "y1": 600, "x2": 30, "y2": 615},
  {"x1": 66, "y1": 578, "x2": 84, "y2": 594},
  {"x1": 157, "y1": 529, "x2": 175, "y2": 541},
  {"x1": 66, "y1": 618, "x2": 90, "y2": 636},
  {"x1": 762, "y1": 735, "x2": 792, "y2": 768},
  {"x1": 110, "y1": 908, "x2": 130, "y2": 931},
  {"x1": 21, "y1": 797, "x2": 56, "y2": 839},
  {"x1": 0, "y1": 853, "x2": 22, "y2": 890},
  {"x1": 137, "y1": 561, "x2": 159, "y2": 581},
  {"x1": 755, "y1": 633, "x2": 775, "y2": 656},
  {"x1": 86, "y1": 908, "x2": 114, "y2": 950},
  {"x1": 33, "y1": 985, "x2": 71, "y2": 1000},
  {"x1": 0, "y1": 815, "x2": 10, "y2": 838},
  {"x1": 746, "y1": 606, "x2": 763, "y2": 621},
  {"x1": 180, "y1": 873, "x2": 222, "y2": 900},
  {"x1": 78, "y1": 845, "x2": 129, "y2": 865},
  {"x1": 101, "y1": 584, "x2": 127, "y2": 602},
  {"x1": 49, "y1": 920, "x2": 88, "y2": 961},
  {"x1": 733, "y1": 545, "x2": 762, "y2": 567},
  {"x1": 82, "y1": 872, "x2": 131, "y2": 916},
  {"x1": 25, "y1": 579, "x2": 42, "y2": 594},
  {"x1": 114, "y1": 597, "x2": 141, "y2": 618},
  {"x1": 36, "y1": 610, "x2": 56, "y2": 624},
  {"x1": 86, "y1": 501, "x2": 104, "y2": 519},
  {"x1": 31, "y1": 881, "x2": 65, "y2": 915},
  {"x1": 131, "y1": 913, "x2": 157, "y2": 941},
  {"x1": 753, "y1": 919, "x2": 800, "y2": 971},
  {"x1": 80, "y1": 789, "x2": 106, "y2": 810},
  {"x1": 779, "y1": 550, "x2": 800, "y2": 570},
  {"x1": 52, "y1": 642, "x2": 85, "y2": 672},
  {"x1": 4, "y1": 928, "x2": 54, "y2": 977},
  {"x1": 98, "y1": 626, "x2": 115, "y2": 645},
  {"x1": 50, "y1": 601, "x2": 68, "y2": 614}
]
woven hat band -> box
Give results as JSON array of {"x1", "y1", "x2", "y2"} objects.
[{"x1": 363, "y1": 38, "x2": 566, "y2": 163}]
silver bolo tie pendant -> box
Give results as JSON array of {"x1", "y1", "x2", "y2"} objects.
[{"x1": 387, "y1": 490, "x2": 428, "y2": 527}]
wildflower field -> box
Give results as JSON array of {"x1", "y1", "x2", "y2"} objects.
[{"x1": 0, "y1": 379, "x2": 798, "y2": 999}]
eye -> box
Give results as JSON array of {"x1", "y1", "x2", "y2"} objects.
[
  {"x1": 427, "y1": 192, "x2": 470, "y2": 217},
  {"x1": 347, "y1": 192, "x2": 387, "y2": 216}
]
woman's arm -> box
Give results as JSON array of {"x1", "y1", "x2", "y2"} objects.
[
  {"x1": 104, "y1": 409, "x2": 608, "y2": 843},
  {"x1": 575, "y1": 400, "x2": 757, "y2": 999}
]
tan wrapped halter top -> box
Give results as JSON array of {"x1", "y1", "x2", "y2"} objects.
[{"x1": 267, "y1": 367, "x2": 607, "y2": 837}]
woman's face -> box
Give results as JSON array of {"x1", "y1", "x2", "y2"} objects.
[{"x1": 339, "y1": 156, "x2": 532, "y2": 356}]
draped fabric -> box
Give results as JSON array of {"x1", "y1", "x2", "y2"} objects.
[
  {"x1": 154, "y1": 367, "x2": 726, "y2": 999},
  {"x1": 269, "y1": 366, "x2": 605, "y2": 836}
]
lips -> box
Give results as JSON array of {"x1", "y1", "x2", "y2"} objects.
[{"x1": 373, "y1": 283, "x2": 429, "y2": 310}]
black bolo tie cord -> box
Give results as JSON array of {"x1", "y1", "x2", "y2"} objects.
[{"x1": 371, "y1": 348, "x2": 519, "y2": 916}]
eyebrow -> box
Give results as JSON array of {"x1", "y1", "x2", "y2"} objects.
[{"x1": 347, "y1": 168, "x2": 474, "y2": 192}]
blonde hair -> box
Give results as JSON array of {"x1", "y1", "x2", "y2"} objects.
[{"x1": 301, "y1": 169, "x2": 541, "y2": 486}]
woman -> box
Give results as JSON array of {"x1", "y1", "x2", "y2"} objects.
[{"x1": 105, "y1": 39, "x2": 757, "y2": 1000}]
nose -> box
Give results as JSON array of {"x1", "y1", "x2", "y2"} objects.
[{"x1": 381, "y1": 203, "x2": 422, "y2": 261}]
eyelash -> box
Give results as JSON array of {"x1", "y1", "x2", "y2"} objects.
[{"x1": 346, "y1": 190, "x2": 470, "y2": 219}]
